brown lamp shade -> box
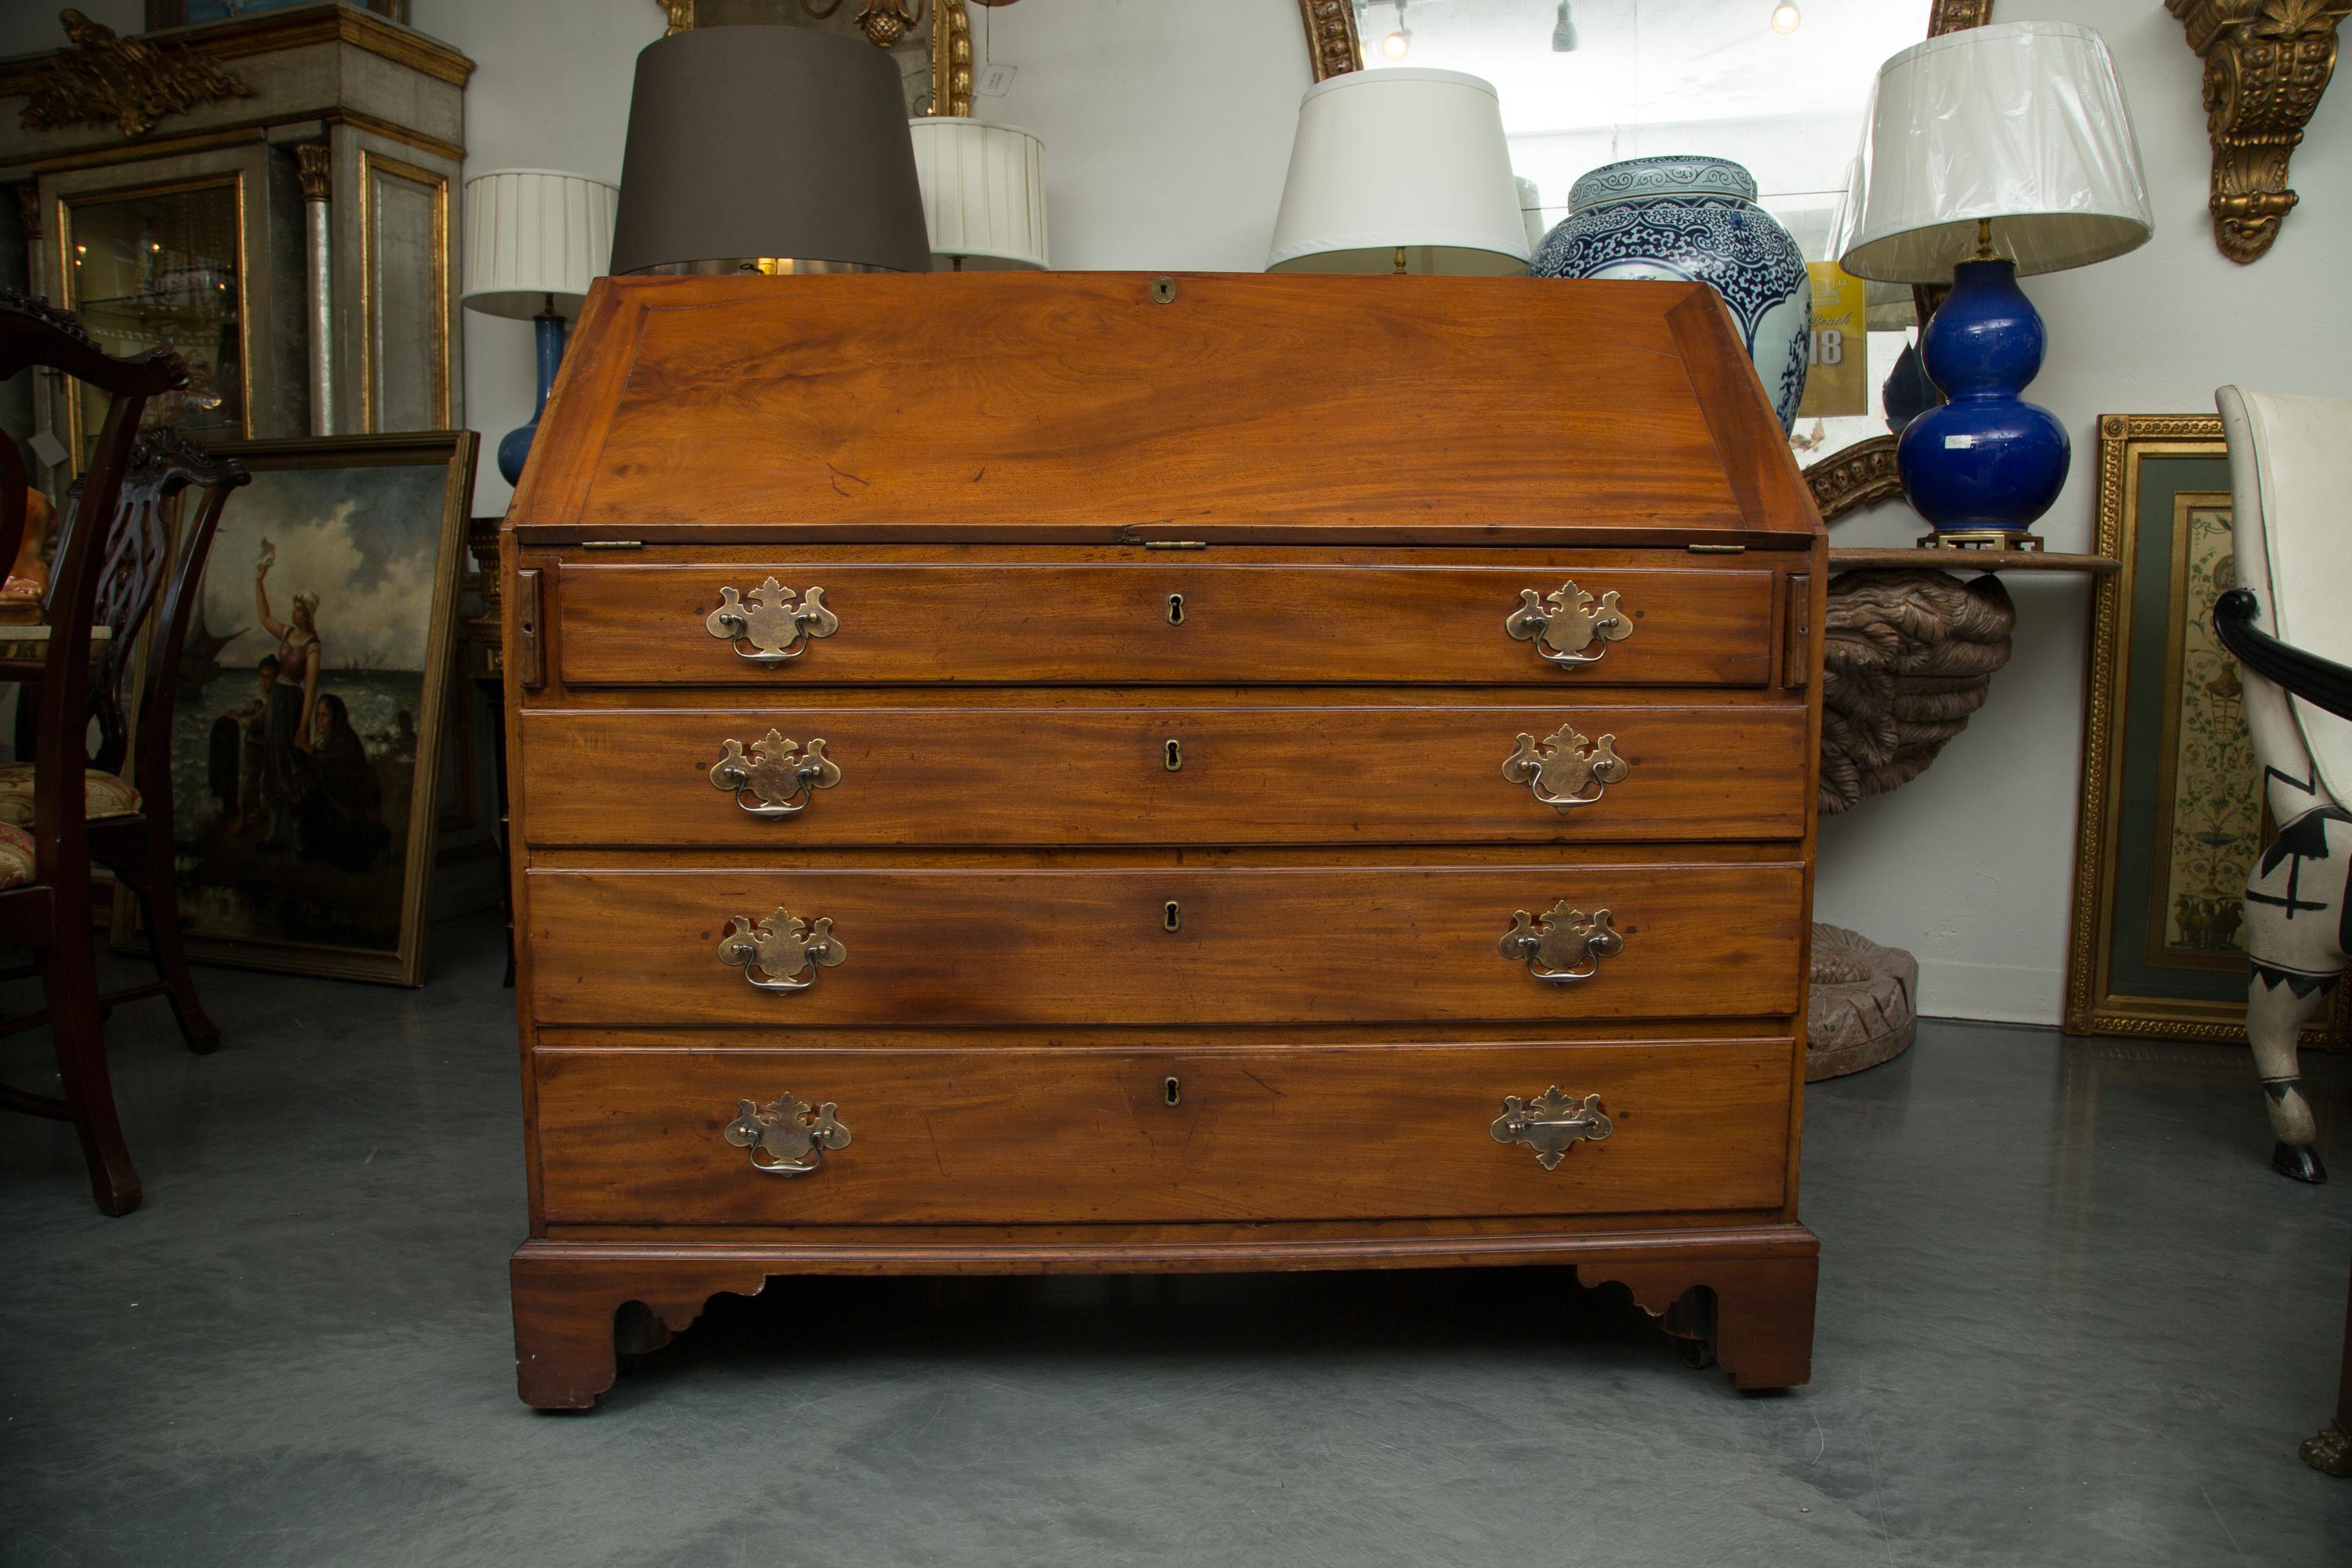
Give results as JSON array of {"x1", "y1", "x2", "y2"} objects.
[{"x1": 608, "y1": 24, "x2": 931, "y2": 276}]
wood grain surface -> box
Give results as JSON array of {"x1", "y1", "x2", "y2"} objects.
[
  {"x1": 524, "y1": 862, "x2": 1805, "y2": 1026},
  {"x1": 553, "y1": 562, "x2": 1776, "y2": 688},
  {"x1": 516, "y1": 702, "x2": 1810, "y2": 847},
  {"x1": 532, "y1": 1039, "x2": 1793, "y2": 1225}
]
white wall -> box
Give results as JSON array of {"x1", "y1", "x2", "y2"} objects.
[{"x1": 38, "y1": 0, "x2": 2332, "y2": 1022}]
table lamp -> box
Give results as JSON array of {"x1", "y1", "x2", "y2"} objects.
[
  {"x1": 460, "y1": 169, "x2": 617, "y2": 486},
  {"x1": 1836, "y1": 21, "x2": 2151, "y2": 549},
  {"x1": 1266, "y1": 67, "x2": 1529, "y2": 275},
  {"x1": 608, "y1": 24, "x2": 929, "y2": 278},
  {"x1": 908, "y1": 117, "x2": 1049, "y2": 272}
]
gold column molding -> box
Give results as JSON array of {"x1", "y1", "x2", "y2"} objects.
[
  {"x1": 659, "y1": 0, "x2": 693, "y2": 34},
  {"x1": 1298, "y1": 0, "x2": 1363, "y2": 81},
  {"x1": 295, "y1": 140, "x2": 331, "y2": 201},
  {"x1": 2169, "y1": 0, "x2": 2351, "y2": 263},
  {"x1": 20, "y1": 8, "x2": 253, "y2": 139}
]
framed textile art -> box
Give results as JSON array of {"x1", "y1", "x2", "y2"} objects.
[
  {"x1": 111, "y1": 431, "x2": 476, "y2": 986},
  {"x1": 2065, "y1": 414, "x2": 2343, "y2": 1044}
]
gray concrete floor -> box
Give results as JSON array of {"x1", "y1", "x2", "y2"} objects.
[{"x1": 2, "y1": 920, "x2": 2350, "y2": 1567}]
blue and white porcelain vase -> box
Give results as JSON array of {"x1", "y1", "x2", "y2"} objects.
[{"x1": 1533, "y1": 156, "x2": 1812, "y2": 434}]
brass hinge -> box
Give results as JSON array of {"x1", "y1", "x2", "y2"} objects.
[
  {"x1": 514, "y1": 567, "x2": 544, "y2": 689},
  {"x1": 1142, "y1": 540, "x2": 1208, "y2": 550},
  {"x1": 1785, "y1": 572, "x2": 1811, "y2": 690}
]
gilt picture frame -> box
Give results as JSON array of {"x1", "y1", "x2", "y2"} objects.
[
  {"x1": 2064, "y1": 414, "x2": 2343, "y2": 1044},
  {"x1": 111, "y1": 430, "x2": 476, "y2": 986}
]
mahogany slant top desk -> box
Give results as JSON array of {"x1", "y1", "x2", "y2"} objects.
[{"x1": 498, "y1": 270, "x2": 1825, "y2": 1409}]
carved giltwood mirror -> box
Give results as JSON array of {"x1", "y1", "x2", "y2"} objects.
[{"x1": 659, "y1": 0, "x2": 1992, "y2": 520}]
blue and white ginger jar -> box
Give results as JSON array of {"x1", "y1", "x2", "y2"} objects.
[{"x1": 1533, "y1": 156, "x2": 1811, "y2": 434}]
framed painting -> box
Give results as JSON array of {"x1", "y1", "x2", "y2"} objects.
[
  {"x1": 2065, "y1": 414, "x2": 2343, "y2": 1044},
  {"x1": 146, "y1": 2, "x2": 408, "y2": 27},
  {"x1": 113, "y1": 431, "x2": 475, "y2": 985}
]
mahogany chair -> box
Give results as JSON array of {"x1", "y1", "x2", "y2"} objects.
[{"x1": 0, "y1": 289, "x2": 187, "y2": 1215}]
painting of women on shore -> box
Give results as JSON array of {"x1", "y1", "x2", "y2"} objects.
[{"x1": 129, "y1": 433, "x2": 475, "y2": 985}]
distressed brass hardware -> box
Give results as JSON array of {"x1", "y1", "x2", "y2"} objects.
[
  {"x1": 514, "y1": 568, "x2": 543, "y2": 690},
  {"x1": 1163, "y1": 739, "x2": 1183, "y2": 771},
  {"x1": 1501, "y1": 724, "x2": 1628, "y2": 811},
  {"x1": 1504, "y1": 580, "x2": 1632, "y2": 667},
  {"x1": 1163, "y1": 1076, "x2": 1181, "y2": 1107},
  {"x1": 1499, "y1": 901, "x2": 1624, "y2": 984},
  {"x1": 705, "y1": 577, "x2": 838, "y2": 663},
  {"x1": 1163, "y1": 900, "x2": 1181, "y2": 932},
  {"x1": 1142, "y1": 540, "x2": 1207, "y2": 550},
  {"x1": 724, "y1": 1092, "x2": 851, "y2": 1177},
  {"x1": 579, "y1": 539, "x2": 645, "y2": 550},
  {"x1": 1490, "y1": 1087, "x2": 1613, "y2": 1169},
  {"x1": 1686, "y1": 543, "x2": 1745, "y2": 554},
  {"x1": 717, "y1": 906, "x2": 846, "y2": 992},
  {"x1": 710, "y1": 730, "x2": 840, "y2": 817},
  {"x1": 1166, "y1": 593, "x2": 1185, "y2": 625},
  {"x1": 1151, "y1": 275, "x2": 1178, "y2": 303}
]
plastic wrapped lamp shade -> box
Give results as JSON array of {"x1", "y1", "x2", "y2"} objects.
[
  {"x1": 909, "y1": 118, "x2": 1048, "y2": 271},
  {"x1": 1267, "y1": 67, "x2": 1530, "y2": 275},
  {"x1": 608, "y1": 24, "x2": 930, "y2": 276},
  {"x1": 1836, "y1": 21, "x2": 2150, "y2": 284},
  {"x1": 461, "y1": 169, "x2": 617, "y2": 321}
]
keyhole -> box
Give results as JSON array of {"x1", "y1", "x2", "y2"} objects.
[
  {"x1": 1163, "y1": 1076, "x2": 1181, "y2": 1106},
  {"x1": 1163, "y1": 739, "x2": 1182, "y2": 771},
  {"x1": 1167, "y1": 593, "x2": 1185, "y2": 626},
  {"x1": 1163, "y1": 900, "x2": 1181, "y2": 932}
]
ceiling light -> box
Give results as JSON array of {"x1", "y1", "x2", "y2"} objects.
[
  {"x1": 1771, "y1": 2, "x2": 1801, "y2": 34},
  {"x1": 1381, "y1": 0, "x2": 1410, "y2": 60},
  {"x1": 1552, "y1": 2, "x2": 1577, "y2": 51}
]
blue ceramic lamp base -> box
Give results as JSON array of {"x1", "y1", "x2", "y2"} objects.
[
  {"x1": 1896, "y1": 256, "x2": 2068, "y2": 548},
  {"x1": 497, "y1": 311, "x2": 570, "y2": 488}
]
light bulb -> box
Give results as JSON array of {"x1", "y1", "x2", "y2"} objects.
[
  {"x1": 1381, "y1": 28, "x2": 1410, "y2": 59},
  {"x1": 1770, "y1": 2, "x2": 1800, "y2": 34}
]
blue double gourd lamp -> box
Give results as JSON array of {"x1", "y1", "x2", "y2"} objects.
[
  {"x1": 458, "y1": 170, "x2": 620, "y2": 488},
  {"x1": 1836, "y1": 22, "x2": 2151, "y2": 549}
]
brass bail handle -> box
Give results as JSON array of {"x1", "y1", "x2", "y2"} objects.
[
  {"x1": 710, "y1": 730, "x2": 840, "y2": 817},
  {"x1": 1504, "y1": 579, "x2": 1632, "y2": 667},
  {"x1": 1501, "y1": 724, "x2": 1628, "y2": 811},
  {"x1": 1498, "y1": 901, "x2": 1624, "y2": 983},
  {"x1": 1490, "y1": 1087, "x2": 1613, "y2": 1169},
  {"x1": 718, "y1": 906, "x2": 847, "y2": 992},
  {"x1": 724, "y1": 1092, "x2": 851, "y2": 1176},
  {"x1": 706, "y1": 577, "x2": 839, "y2": 663}
]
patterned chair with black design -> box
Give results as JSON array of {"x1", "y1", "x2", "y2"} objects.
[
  {"x1": 0, "y1": 289, "x2": 188, "y2": 1214},
  {"x1": 2212, "y1": 387, "x2": 2352, "y2": 1186}
]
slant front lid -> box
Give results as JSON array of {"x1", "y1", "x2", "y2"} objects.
[{"x1": 510, "y1": 271, "x2": 1820, "y2": 543}]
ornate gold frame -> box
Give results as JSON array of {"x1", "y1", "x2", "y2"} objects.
[
  {"x1": 2168, "y1": 0, "x2": 2350, "y2": 264},
  {"x1": 55, "y1": 168, "x2": 254, "y2": 476},
  {"x1": 354, "y1": 147, "x2": 452, "y2": 434},
  {"x1": 2064, "y1": 413, "x2": 2343, "y2": 1043}
]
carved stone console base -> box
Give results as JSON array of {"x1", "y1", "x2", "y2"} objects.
[{"x1": 510, "y1": 1225, "x2": 1820, "y2": 1409}]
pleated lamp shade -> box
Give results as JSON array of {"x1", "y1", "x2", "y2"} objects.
[
  {"x1": 1266, "y1": 67, "x2": 1530, "y2": 275},
  {"x1": 460, "y1": 169, "x2": 618, "y2": 321},
  {"x1": 909, "y1": 118, "x2": 1049, "y2": 271},
  {"x1": 1836, "y1": 21, "x2": 2151, "y2": 283}
]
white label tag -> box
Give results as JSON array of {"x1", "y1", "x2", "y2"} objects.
[
  {"x1": 1943, "y1": 434, "x2": 1979, "y2": 450},
  {"x1": 977, "y1": 62, "x2": 1017, "y2": 96}
]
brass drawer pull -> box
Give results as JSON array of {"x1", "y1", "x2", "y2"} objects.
[
  {"x1": 1499, "y1": 901, "x2": 1623, "y2": 983},
  {"x1": 1490, "y1": 1087, "x2": 1613, "y2": 1168},
  {"x1": 705, "y1": 577, "x2": 837, "y2": 663},
  {"x1": 724, "y1": 1092, "x2": 851, "y2": 1177},
  {"x1": 710, "y1": 730, "x2": 840, "y2": 817},
  {"x1": 1501, "y1": 723, "x2": 1628, "y2": 811},
  {"x1": 717, "y1": 906, "x2": 846, "y2": 992},
  {"x1": 1505, "y1": 580, "x2": 1632, "y2": 667}
]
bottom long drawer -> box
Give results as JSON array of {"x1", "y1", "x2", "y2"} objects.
[{"x1": 534, "y1": 1040, "x2": 1795, "y2": 1225}]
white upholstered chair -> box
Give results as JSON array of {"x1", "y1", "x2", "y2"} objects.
[{"x1": 2215, "y1": 387, "x2": 2352, "y2": 1183}]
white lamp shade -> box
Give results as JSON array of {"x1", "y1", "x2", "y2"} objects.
[
  {"x1": 1266, "y1": 67, "x2": 1530, "y2": 275},
  {"x1": 1836, "y1": 21, "x2": 2151, "y2": 284},
  {"x1": 909, "y1": 117, "x2": 1048, "y2": 270},
  {"x1": 461, "y1": 169, "x2": 619, "y2": 320}
]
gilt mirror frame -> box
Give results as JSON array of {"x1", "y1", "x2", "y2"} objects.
[{"x1": 1304, "y1": 0, "x2": 1997, "y2": 525}]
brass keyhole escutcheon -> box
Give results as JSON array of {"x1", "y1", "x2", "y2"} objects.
[
  {"x1": 1167, "y1": 593, "x2": 1185, "y2": 626},
  {"x1": 1150, "y1": 275, "x2": 1177, "y2": 303},
  {"x1": 1163, "y1": 1076, "x2": 1181, "y2": 1107},
  {"x1": 1164, "y1": 739, "x2": 1183, "y2": 771},
  {"x1": 1163, "y1": 900, "x2": 1181, "y2": 932}
]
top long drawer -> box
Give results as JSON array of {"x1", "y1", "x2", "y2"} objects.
[{"x1": 549, "y1": 563, "x2": 1777, "y2": 688}]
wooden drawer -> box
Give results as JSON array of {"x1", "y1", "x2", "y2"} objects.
[
  {"x1": 532, "y1": 1040, "x2": 1795, "y2": 1225},
  {"x1": 517, "y1": 703, "x2": 1811, "y2": 847},
  {"x1": 550, "y1": 563, "x2": 1777, "y2": 688},
  {"x1": 523, "y1": 863, "x2": 1804, "y2": 1026}
]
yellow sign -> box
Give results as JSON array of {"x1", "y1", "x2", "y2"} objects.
[{"x1": 1798, "y1": 262, "x2": 1867, "y2": 420}]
